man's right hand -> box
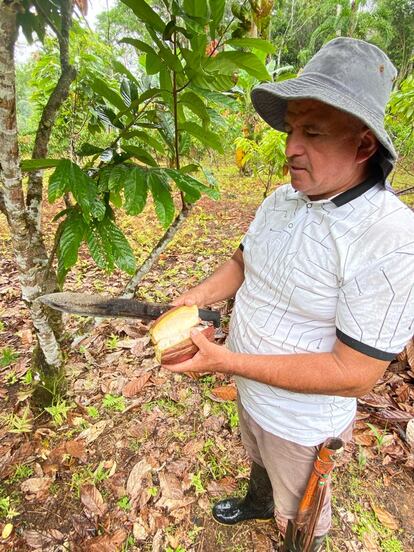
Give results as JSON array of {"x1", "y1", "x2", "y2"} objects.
[{"x1": 171, "y1": 287, "x2": 207, "y2": 308}]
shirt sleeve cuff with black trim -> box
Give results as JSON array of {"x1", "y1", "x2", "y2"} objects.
[{"x1": 336, "y1": 329, "x2": 396, "y2": 361}]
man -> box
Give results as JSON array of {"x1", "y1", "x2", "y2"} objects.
[{"x1": 164, "y1": 38, "x2": 414, "y2": 550}]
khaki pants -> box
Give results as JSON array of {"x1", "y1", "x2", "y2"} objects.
[{"x1": 237, "y1": 397, "x2": 353, "y2": 536}]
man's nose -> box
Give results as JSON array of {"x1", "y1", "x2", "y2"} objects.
[{"x1": 285, "y1": 132, "x2": 305, "y2": 158}]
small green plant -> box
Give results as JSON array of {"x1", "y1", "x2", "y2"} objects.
[
  {"x1": 7, "y1": 407, "x2": 33, "y2": 434},
  {"x1": 5, "y1": 370, "x2": 18, "y2": 385},
  {"x1": 357, "y1": 445, "x2": 367, "y2": 470},
  {"x1": 70, "y1": 462, "x2": 111, "y2": 497},
  {"x1": 148, "y1": 486, "x2": 158, "y2": 497},
  {"x1": 117, "y1": 496, "x2": 131, "y2": 511},
  {"x1": 188, "y1": 525, "x2": 203, "y2": 544},
  {"x1": 106, "y1": 334, "x2": 119, "y2": 350},
  {"x1": 143, "y1": 398, "x2": 184, "y2": 416},
  {"x1": 9, "y1": 465, "x2": 33, "y2": 483},
  {"x1": 366, "y1": 423, "x2": 388, "y2": 450},
  {"x1": 211, "y1": 401, "x2": 239, "y2": 429},
  {"x1": 102, "y1": 394, "x2": 125, "y2": 412},
  {"x1": 190, "y1": 471, "x2": 205, "y2": 495},
  {"x1": 86, "y1": 405, "x2": 99, "y2": 419},
  {"x1": 381, "y1": 539, "x2": 404, "y2": 552},
  {"x1": 166, "y1": 547, "x2": 186, "y2": 552},
  {"x1": 21, "y1": 369, "x2": 33, "y2": 385},
  {"x1": 121, "y1": 535, "x2": 136, "y2": 552},
  {"x1": 0, "y1": 320, "x2": 5, "y2": 331},
  {"x1": 44, "y1": 400, "x2": 72, "y2": 427},
  {"x1": 0, "y1": 347, "x2": 19, "y2": 368},
  {"x1": 0, "y1": 496, "x2": 19, "y2": 520}
]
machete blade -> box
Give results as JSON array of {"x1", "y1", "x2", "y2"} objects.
[{"x1": 38, "y1": 292, "x2": 221, "y2": 327}]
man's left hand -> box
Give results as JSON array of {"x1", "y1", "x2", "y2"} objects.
[{"x1": 162, "y1": 329, "x2": 233, "y2": 374}]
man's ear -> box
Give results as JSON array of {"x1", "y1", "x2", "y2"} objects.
[{"x1": 356, "y1": 129, "x2": 378, "y2": 164}]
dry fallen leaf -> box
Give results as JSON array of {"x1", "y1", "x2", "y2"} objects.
[
  {"x1": 83, "y1": 529, "x2": 127, "y2": 552},
  {"x1": 65, "y1": 439, "x2": 87, "y2": 461},
  {"x1": 1, "y1": 523, "x2": 13, "y2": 540},
  {"x1": 211, "y1": 385, "x2": 237, "y2": 401},
  {"x1": 157, "y1": 471, "x2": 185, "y2": 510},
  {"x1": 353, "y1": 432, "x2": 376, "y2": 447},
  {"x1": 133, "y1": 521, "x2": 148, "y2": 541},
  {"x1": 77, "y1": 420, "x2": 107, "y2": 444},
  {"x1": 23, "y1": 529, "x2": 64, "y2": 548},
  {"x1": 362, "y1": 531, "x2": 381, "y2": 552},
  {"x1": 126, "y1": 459, "x2": 152, "y2": 502},
  {"x1": 80, "y1": 484, "x2": 107, "y2": 517},
  {"x1": 371, "y1": 504, "x2": 399, "y2": 530},
  {"x1": 207, "y1": 476, "x2": 237, "y2": 495},
  {"x1": 21, "y1": 476, "x2": 52, "y2": 495},
  {"x1": 122, "y1": 373, "x2": 152, "y2": 398}
]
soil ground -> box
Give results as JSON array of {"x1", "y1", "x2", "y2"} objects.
[{"x1": 0, "y1": 161, "x2": 413, "y2": 552}]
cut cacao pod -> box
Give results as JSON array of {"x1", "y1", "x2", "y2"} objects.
[{"x1": 150, "y1": 305, "x2": 215, "y2": 365}]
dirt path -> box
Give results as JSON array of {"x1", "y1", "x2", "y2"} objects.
[{"x1": 0, "y1": 164, "x2": 413, "y2": 551}]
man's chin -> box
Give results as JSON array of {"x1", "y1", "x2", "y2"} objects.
[{"x1": 290, "y1": 174, "x2": 311, "y2": 192}]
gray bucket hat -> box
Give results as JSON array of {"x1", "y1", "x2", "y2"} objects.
[{"x1": 251, "y1": 37, "x2": 397, "y2": 178}]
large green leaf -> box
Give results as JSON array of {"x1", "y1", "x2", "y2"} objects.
[
  {"x1": 158, "y1": 45, "x2": 184, "y2": 73},
  {"x1": 163, "y1": 169, "x2": 200, "y2": 203},
  {"x1": 90, "y1": 77, "x2": 126, "y2": 111},
  {"x1": 49, "y1": 160, "x2": 105, "y2": 223},
  {"x1": 192, "y1": 87, "x2": 239, "y2": 111},
  {"x1": 69, "y1": 165, "x2": 104, "y2": 223},
  {"x1": 120, "y1": 78, "x2": 139, "y2": 107},
  {"x1": 123, "y1": 145, "x2": 157, "y2": 167},
  {"x1": 180, "y1": 91, "x2": 209, "y2": 123},
  {"x1": 209, "y1": 0, "x2": 225, "y2": 33},
  {"x1": 95, "y1": 105, "x2": 125, "y2": 129},
  {"x1": 206, "y1": 51, "x2": 271, "y2": 81},
  {"x1": 123, "y1": 166, "x2": 148, "y2": 216},
  {"x1": 165, "y1": 168, "x2": 220, "y2": 200},
  {"x1": 77, "y1": 143, "x2": 105, "y2": 157},
  {"x1": 179, "y1": 121, "x2": 224, "y2": 153},
  {"x1": 184, "y1": 0, "x2": 209, "y2": 19},
  {"x1": 146, "y1": 52, "x2": 162, "y2": 75},
  {"x1": 225, "y1": 38, "x2": 276, "y2": 54},
  {"x1": 139, "y1": 88, "x2": 164, "y2": 103},
  {"x1": 147, "y1": 171, "x2": 175, "y2": 228},
  {"x1": 21, "y1": 159, "x2": 60, "y2": 171},
  {"x1": 123, "y1": 130, "x2": 165, "y2": 153},
  {"x1": 97, "y1": 217, "x2": 136, "y2": 274},
  {"x1": 58, "y1": 209, "x2": 86, "y2": 269},
  {"x1": 113, "y1": 60, "x2": 139, "y2": 85},
  {"x1": 120, "y1": 0, "x2": 165, "y2": 33},
  {"x1": 120, "y1": 37, "x2": 158, "y2": 57},
  {"x1": 48, "y1": 159, "x2": 72, "y2": 203},
  {"x1": 107, "y1": 165, "x2": 129, "y2": 192},
  {"x1": 86, "y1": 225, "x2": 111, "y2": 271}
]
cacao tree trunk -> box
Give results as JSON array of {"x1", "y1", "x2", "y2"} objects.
[
  {"x1": 0, "y1": 1, "x2": 62, "y2": 372},
  {"x1": 0, "y1": 1, "x2": 75, "y2": 404}
]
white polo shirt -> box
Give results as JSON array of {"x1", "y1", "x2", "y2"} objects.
[{"x1": 226, "y1": 177, "x2": 414, "y2": 446}]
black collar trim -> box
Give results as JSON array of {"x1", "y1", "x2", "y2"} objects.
[{"x1": 331, "y1": 171, "x2": 383, "y2": 207}]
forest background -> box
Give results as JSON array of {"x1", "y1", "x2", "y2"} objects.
[{"x1": 0, "y1": 0, "x2": 413, "y2": 551}]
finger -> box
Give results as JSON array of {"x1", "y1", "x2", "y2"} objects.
[
  {"x1": 162, "y1": 357, "x2": 197, "y2": 372},
  {"x1": 190, "y1": 328, "x2": 210, "y2": 348}
]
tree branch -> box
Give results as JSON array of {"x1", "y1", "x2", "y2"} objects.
[{"x1": 122, "y1": 205, "x2": 194, "y2": 298}]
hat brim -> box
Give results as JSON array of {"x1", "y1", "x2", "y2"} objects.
[{"x1": 251, "y1": 75, "x2": 397, "y2": 173}]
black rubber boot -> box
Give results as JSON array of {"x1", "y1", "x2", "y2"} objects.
[
  {"x1": 282, "y1": 520, "x2": 327, "y2": 552},
  {"x1": 212, "y1": 462, "x2": 274, "y2": 525}
]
